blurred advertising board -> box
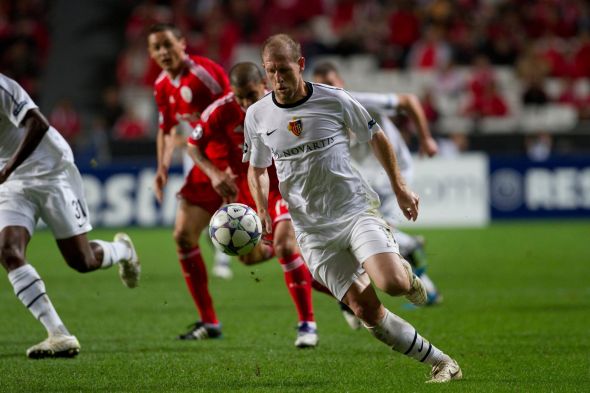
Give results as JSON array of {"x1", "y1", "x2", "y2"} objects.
[
  {"x1": 80, "y1": 153, "x2": 590, "y2": 228},
  {"x1": 401, "y1": 153, "x2": 490, "y2": 228},
  {"x1": 80, "y1": 165, "x2": 184, "y2": 227},
  {"x1": 490, "y1": 156, "x2": 590, "y2": 219}
]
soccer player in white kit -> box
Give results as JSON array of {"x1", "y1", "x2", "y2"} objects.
[
  {"x1": 0, "y1": 74, "x2": 140, "y2": 358},
  {"x1": 312, "y1": 62, "x2": 442, "y2": 307},
  {"x1": 244, "y1": 35, "x2": 462, "y2": 383}
]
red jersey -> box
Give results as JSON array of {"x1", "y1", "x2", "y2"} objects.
[
  {"x1": 153, "y1": 55, "x2": 230, "y2": 183},
  {"x1": 153, "y1": 55, "x2": 230, "y2": 134},
  {"x1": 187, "y1": 91, "x2": 280, "y2": 196}
]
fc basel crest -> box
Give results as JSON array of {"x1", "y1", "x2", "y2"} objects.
[{"x1": 288, "y1": 118, "x2": 303, "y2": 137}]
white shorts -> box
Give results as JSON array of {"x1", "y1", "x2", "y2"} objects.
[
  {"x1": 0, "y1": 162, "x2": 92, "y2": 239},
  {"x1": 296, "y1": 213, "x2": 399, "y2": 301}
]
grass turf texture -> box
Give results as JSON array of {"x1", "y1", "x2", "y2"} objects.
[{"x1": 0, "y1": 221, "x2": 589, "y2": 392}]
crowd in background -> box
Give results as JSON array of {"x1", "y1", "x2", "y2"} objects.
[{"x1": 2, "y1": 0, "x2": 590, "y2": 160}]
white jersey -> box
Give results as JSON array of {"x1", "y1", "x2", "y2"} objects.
[
  {"x1": 349, "y1": 91, "x2": 412, "y2": 179},
  {"x1": 243, "y1": 82, "x2": 382, "y2": 234},
  {"x1": 0, "y1": 74, "x2": 74, "y2": 178}
]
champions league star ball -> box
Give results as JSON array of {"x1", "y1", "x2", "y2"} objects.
[{"x1": 209, "y1": 203, "x2": 262, "y2": 256}]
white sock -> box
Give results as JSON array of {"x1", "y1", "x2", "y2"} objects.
[
  {"x1": 419, "y1": 273, "x2": 437, "y2": 295},
  {"x1": 395, "y1": 231, "x2": 419, "y2": 257},
  {"x1": 366, "y1": 309, "x2": 449, "y2": 366},
  {"x1": 214, "y1": 249, "x2": 230, "y2": 266},
  {"x1": 91, "y1": 240, "x2": 131, "y2": 269},
  {"x1": 8, "y1": 264, "x2": 69, "y2": 336}
]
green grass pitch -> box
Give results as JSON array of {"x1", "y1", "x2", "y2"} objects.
[{"x1": 0, "y1": 221, "x2": 589, "y2": 392}]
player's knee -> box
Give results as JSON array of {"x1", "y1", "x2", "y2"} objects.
[
  {"x1": 173, "y1": 229, "x2": 197, "y2": 250},
  {"x1": 378, "y1": 272, "x2": 411, "y2": 296},
  {"x1": 273, "y1": 240, "x2": 296, "y2": 260},
  {"x1": 0, "y1": 244, "x2": 25, "y2": 269}
]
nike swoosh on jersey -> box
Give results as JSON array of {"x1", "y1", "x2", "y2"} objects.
[{"x1": 266, "y1": 129, "x2": 278, "y2": 136}]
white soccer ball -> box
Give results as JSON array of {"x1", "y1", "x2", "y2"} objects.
[{"x1": 209, "y1": 203, "x2": 262, "y2": 256}]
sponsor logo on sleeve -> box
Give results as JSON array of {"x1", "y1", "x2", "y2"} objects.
[
  {"x1": 288, "y1": 118, "x2": 303, "y2": 137},
  {"x1": 368, "y1": 118, "x2": 376, "y2": 129},
  {"x1": 12, "y1": 100, "x2": 27, "y2": 117},
  {"x1": 191, "y1": 124, "x2": 203, "y2": 140}
]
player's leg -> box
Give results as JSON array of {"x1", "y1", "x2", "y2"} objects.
[
  {"x1": 395, "y1": 230, "x2": 442, "y2": 305},
  {"x1": 341, "y1": 279, "x2": 461, "y2": 383},
  {"x1": 174, "y1": 199, "x2": 221, "y2": 340},
  {"x1": 238, "y1": 239, "x2": 274, "y2": 265},
  {"x1": 56, "y1": 232, "x2": 140, "y2": 288},
  {"x1": 273, "y1": 219, "x2": 318, "y2": 348},
  {"x1": 212, "y1": 246, "x2": 233, "y2": 280},
  {"x1": 351, "y1": 216, "x2": 427, "y2": 305},
  {"x1": 0, "y1": 225, "x2": 79, "y2": 358},
  {"x1": 39, "y1": 163, "x2": 140, "y2": 287}
]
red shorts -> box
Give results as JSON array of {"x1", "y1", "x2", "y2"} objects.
[
  {"x1": 178, "y1": 180, "x2": 223, "y2": 215},
  {"x1": 178, "y1": 169, "x2": 291, "y2": 228}
]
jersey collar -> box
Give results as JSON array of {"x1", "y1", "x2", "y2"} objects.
[{"x1": 272, "y1": 81, "x2": 313, "y2": 109}]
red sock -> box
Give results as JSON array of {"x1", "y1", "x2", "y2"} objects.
[
  {"x1": 278, "y1": 254, "x2": 314, "y2": 322},
  {"x1": 178, "y1": 247, "x2": 218, "y2": 325}
]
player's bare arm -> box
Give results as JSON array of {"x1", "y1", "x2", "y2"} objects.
[
  {"x1": 186, "y1": 142, "x2": 238, "y2": 201},
  {"x1": 369, "y1": 129, "x2": 419, "y2": 221},
  {"x1": 154, "y1": 127, "x2": 176, "y2": 203},
  {"x1": 247, "y1": 165, "x2": 272, "y2": 234},
  {"x1": 397, "y1": 94, "x2": 438, "y2": 157},
  {"x1": 0, "y1": 108, "x2": 49, "y2": 184}
]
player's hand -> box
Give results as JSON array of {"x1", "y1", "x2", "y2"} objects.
[
  {"x1": 0, "y1": 168, "x2": 8, "y2": 185},
  {"x1": 154, "y1": 169, "x2": 168, "y2": 204},
  {"x1": 396, "y1": 187, "x2": 419, "y2": 222},
  {"x1": 211, "y1": 170, "x2": 238, "y2": 203},
  {"x1": 259, "y1": 210, "x2": 273, "y2": 235},
  {"x1": 420, "y1": 137, "x2": 438, "y2": 157}
]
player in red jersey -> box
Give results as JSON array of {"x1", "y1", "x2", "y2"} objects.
[
  {"x1": 186, "y1": 62, "x2": 318, "y2": 348},
  {"x1": 148, "y1": 23, "x2": 230, "y2": 340}
]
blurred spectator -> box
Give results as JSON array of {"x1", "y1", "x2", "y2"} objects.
[
  {"x1": 522, "y1": 79, "x2": 548, "y2": 106},
  {"x1": 572, "y1": 30, "x2": 590, "y2": 78},
  {"x1": 437, "y1": 133, "x2": 469, "y2": 157},
  {"x1": 480, "y1": 6, "x2": 522, "y2": 67},
  {"x1": 112, "y1": 107, "x2": 148, "y2": 140},
  {"x1": 387, "y1": 0, "x2": 421, "y2": 67},
  {"x1": 516, "y1": 44, "x2": 550, "y2": 85},
  {"x1": 433, "y1": 60, "x2": 465, "y2": 98},
  {"x1": 463, "y1": 80, "x2": 509, "y2": 118},
  {"x1": 49, "y1": 98, "x2": 81, "y2": 145},
  {"x1": 421, "y1": 88, "x2": 439, "y2": 124},
  {"x1": 101, "y1": 86, "x2": 124, "y2": 129},
  {"x1": 558, "y1": 78, "x2": 590, "y2": 120},
  {"x1": 525, "y1": 132, "x2": 553, "y2": 161},
  {"x1": 117, "y1": 38, "x2": 152, "y2": 87},
  {"x1": 191, "y1": 5, "x2": 240, "y2": 68},
  {"x1": 468, "y1": 54, "x2": 495, "y2": 97},
  {"x1": 407, "y1": 24, "x2": 452, "y2": 70}
]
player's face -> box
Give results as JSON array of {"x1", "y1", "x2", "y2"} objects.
[
  {"x1": 232, "y1": 81, "x2": 266, "y2": 110},
  {"x1": 148, "y1": 30, "x2": 186, "y2": 75},
  {"x1": 313, "y1": 71, "x2": 344, "y2": 88},
  {"x1": 262, "y1": 50, "x2": 305, "y2": 104}
]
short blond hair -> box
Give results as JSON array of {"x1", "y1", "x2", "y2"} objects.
[{"x1": 261, "y1": 34, "x2": 302, "y2": 62}]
